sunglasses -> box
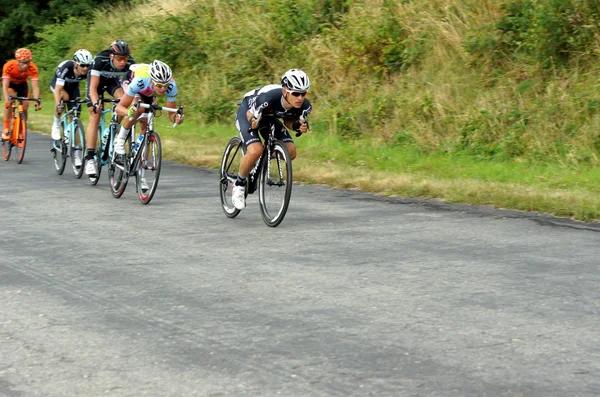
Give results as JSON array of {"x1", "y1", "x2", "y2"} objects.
[
  {"x1": 113, "y1": 56, "x2": 128, "y2": 62},
  {"x1": 79, "y1": 64, "x2": 91, "y2": 68},
  {"x1": 153, "y1": 82, "x2": 168, "y2": 88},
  {"x1": 18, "y1": 61, "x2": 31, "y2": 65},
  {"x1": 290, "y1": 91, "x2": 307, "y2": 97}
]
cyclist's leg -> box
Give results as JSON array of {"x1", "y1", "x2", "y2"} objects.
[
  {"x1": 232, "y1": 106, "x2": 263, "y2": 209},
  {"x1": 50, "y1": 83, "x2": 70, "y2": 139},
  {"x1": 21, "y1": 85, "x2": 31, "y2": 120},
  {"x1": 84, "y1": 81, "x2": 103, "y2": 174},
  {"x1": 236, "y1": 106, "x2": 263, "y2": 179},
  {"x1": 2, "y1": 87, "x2": 17, "y2": 138},
  {"x1": 109, "y1": 81, "x2": 125, "y2": 123},
  {"x1": 115, "y1": 94, "x2": 148, "y2": 154}
]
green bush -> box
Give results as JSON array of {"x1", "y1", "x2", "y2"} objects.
[{"x1": 467, "y1": 0, "x2": 600, "y2": 68}]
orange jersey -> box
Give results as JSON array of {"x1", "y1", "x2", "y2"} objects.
[{"x1": 2, "y1": 60, "x2": 39, "y2": 85}]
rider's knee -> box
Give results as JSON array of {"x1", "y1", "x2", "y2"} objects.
[{"x1": 246, "y1": 142, "x2": 263, "y2": 161}]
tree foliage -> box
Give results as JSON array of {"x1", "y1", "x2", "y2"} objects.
[{"x1": 0, "y1": 0, "x2": 131, "y2": 63}]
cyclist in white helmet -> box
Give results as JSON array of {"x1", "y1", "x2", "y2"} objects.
[
  {"x1": 49, "y1": 49, "x2": 94, "y2": 155},
  {"x1": 114, "y1": 59, "x2": 183, "y2": 189},
  {"x1": 231, "y1": 68, "x2": 312, "y2": 210}
]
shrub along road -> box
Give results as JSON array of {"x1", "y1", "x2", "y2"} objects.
[{"x1": 0, "y1": 133, "x2": 598, "y2": 396}]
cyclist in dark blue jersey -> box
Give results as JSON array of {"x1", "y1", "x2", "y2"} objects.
[
  {"x1": 84, "y1": 40, "x2": 135, "y2": 177},
  {"x1": 50, "y1": 49, "x2": 93, "y2": 152},
  {"x1": 232, "y1": 68, "x2": 312, "y2": 210}
]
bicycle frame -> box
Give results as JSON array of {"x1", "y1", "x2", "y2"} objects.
[
  {"x1": 98, "y1": 98, "x2": 120, "y2": 166},
  {"x1": 54, "y1": 99, "x2": 85, "y2": 148},
  {"x1": 126, "y1": 102, "x2": 182, "y2": 174},
  {"x1": 2, "y1": 96, "x2": 39, "y2": 163},
  {"x1": 108, "y1": 101, "x2": 181, "y2": 204}
]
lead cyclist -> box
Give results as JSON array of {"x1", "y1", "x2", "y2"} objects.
[{"x1": 231, "y1": 68, "x2": 312, "y2": 210}]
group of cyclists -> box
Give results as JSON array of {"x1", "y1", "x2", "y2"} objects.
[{"x1": 2, "y1": 39, "x2": 312, "y2": 210}]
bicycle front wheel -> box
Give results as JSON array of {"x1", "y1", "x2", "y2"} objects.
[
  {"x1": 137, "y1": 132, "x2": 162, "y2": 204},
  {"x1": 15, "y1": 115, "x2": 27, "y2": 164},
  {"x1": 219, "y1": 136, "x2": 243, "y2": 218},
  {"x1": 52, "y1": 137, "x2": 67, "y2": 174},
  {"x1": 71, "y1": 120, "x2": 86, "y2": 178},
  {"x1": 258, "y1": 140, "x2": 293, "y2": 227}
]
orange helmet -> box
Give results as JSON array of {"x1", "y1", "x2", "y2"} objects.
[{"x1": 15, "y1": 48, "x2": 32, "y2": 62}]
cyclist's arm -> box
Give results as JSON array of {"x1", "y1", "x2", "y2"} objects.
[
  {"x1": 2, "y1": 76, "x2": 9, "y2": 102},
  {"x1": 31, "y1": 79, "x2": 41, "y2": 109},
  {"x1": 53, "y1": 83, "x2": 64, "y2": 105},
  {"x1": 88, "y1": 74, "x2": 100, "y2": 105},
  {"x1": 283, "y1": 118, "x2": 308, "y2": 134},
  {"x1": 115, "y1": 93, "x2": 134, "y2": 118},
  {"x1": 165, "y1": 100, "x2": 182, "y2": 124}
]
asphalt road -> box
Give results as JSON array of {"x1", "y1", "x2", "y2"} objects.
[{"x1": 1, "y1": 133, "x2": 599, "y2": 397}]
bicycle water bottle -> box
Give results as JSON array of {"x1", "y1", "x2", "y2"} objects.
[{"x1": 133, "y1": 135, "x2": 144, "y2": 155}]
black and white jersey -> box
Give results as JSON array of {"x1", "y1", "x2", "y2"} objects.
[
  {"x1": 50, "y1": 60, "x2": 86, "y2": 89},
  {"x1": 243, "y1": 84, "x2": 312, "y2": 121},
  {"x1": 89, "y1": 49, "x2": 135, "y2": 81}
]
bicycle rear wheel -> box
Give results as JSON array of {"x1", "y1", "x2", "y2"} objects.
[
  {"x1": 137, "y1": 132, "x2": 162, "y2": 204},
  {"x1": 258, "y1": 140, "x2": 292, "y2": 227},
  {"x1": 71, "y1": 120, "x2": 86, "y2": 178},
  {"x1": 52, "y1": 135, "x2": 67, "y2": 174},
  {"x1": 15, "y1": 115, "x2": 27, "y2": 164},
  {"x1": 219, "y1": 136, "x2": 243, "y2": 218},
  {"x1": 89, "y1": 126, "x2": 103, "y2": 185}
]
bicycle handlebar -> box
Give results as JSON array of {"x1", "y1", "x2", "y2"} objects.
[
  {"x1": 8, "y1": 96, "x2": 41, "y2": 103},
  {"x1": 253, "y1": 103, "x2": 310, "y2": 137},
  {"x1": 131, "y1": 101, "x2": 185, "y2": 127}
]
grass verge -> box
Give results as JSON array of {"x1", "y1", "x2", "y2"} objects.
[{"x1": 13, "y1": 98, "x2": 600, "y2": 222}]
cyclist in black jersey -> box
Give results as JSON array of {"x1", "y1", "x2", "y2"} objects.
[
  {"x1": 232, "y1": 69, "x2": 312, "y2": 210},
  {"x1": 50, "y1": 50, "x2": 93, "y2": 153},
  {"x1": 84, "y1": 40, "x2": 135, "y2": 177}
]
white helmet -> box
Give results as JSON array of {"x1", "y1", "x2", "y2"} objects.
[
  {"x1": 281, "y1": 69, "x2": 310, "y2": 91},
  {"x1": 73, "y1": 49, "x2": 93, "y2": 66},
  {"x1": 149, "y1": 60, "x2": 172, "y2": 84}
]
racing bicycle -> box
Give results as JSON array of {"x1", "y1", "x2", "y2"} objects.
[
  {"x1": 219, "y1": 106, "x2": 309, "y2": 227},
  {"x1": 51, "y1": 98, "x2": 87, "y2": 177},
  {"x1": 2, "y1": 96, "x2": 40, "y2": 163},
  {"x1": 108, "y1": 101, "x2": 183, "y2": 204},
  {"x1": 88, "y1": 98, "x2": 120, "y2": 185}
]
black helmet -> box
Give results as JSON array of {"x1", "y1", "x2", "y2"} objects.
[{"x1": 110, "y1": 40, "x2": 131, "y2": 56}]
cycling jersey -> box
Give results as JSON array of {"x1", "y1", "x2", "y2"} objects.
[
  {"x1": 86, "y1": 50, "x2": 135, "y2": 106},
  {"x1": 236, "y1": 84, "x2": 312, "y2": 146},
  {"x1": 244, "y1": 84, "x2": 312, "y2": 121},
  {"x1": 89, "y1": 49, "x2": 135, "y2": 81},
  {"x1": 50, "y1": 60, "x2": 86, "y2": 88},
  {"x1": 124, "y1": 64, "x2": 178, "y2": 102},
  {"x1": 2, "y1": 60, "x2": 39, "y2": 84}
]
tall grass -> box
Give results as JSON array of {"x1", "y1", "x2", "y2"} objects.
[{"x1": 25, "y1": 0, "x2": 600, "y2": 220}]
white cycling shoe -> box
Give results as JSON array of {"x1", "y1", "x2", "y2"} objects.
[
  {"x1": 232, "y1": 184, "x2": 246, "y2": 210},
  {"x1": 85, "y1": 159, "x2": 98, "y2": 176},
  {"x1": 140, "y1": 177, "x2": 149, "y2": 192},
  {"x1": 51, "y1": 124, "x2": 61, "y2": 140},
  {"x1": 114, "y1": 137, "x2": 126, "y2": 155}
]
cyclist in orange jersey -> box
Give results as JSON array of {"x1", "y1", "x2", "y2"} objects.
[{"x1": 2, "y1": 48, "x2": 42, "y2": 140}]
